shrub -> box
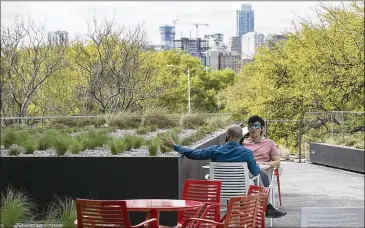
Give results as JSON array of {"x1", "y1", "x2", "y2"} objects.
[
  {"x1": 77, "y1": 117, "x2": 105, "y2": 128},
  {"x1": 181, "y1": 113, "x2": 206, "y2": 129},
  {"x1": 8, "y1": 144, "x2": 22, "y2": 156},
  {"x1": 3, "y1": 130, "x2": 38, "y2": 149},
  {"x1": 123, "y1": 135, "x2": 135, "y2": 151},
  {"x1": 324, "y1": 133, "x2": 365, "y2": 149},
  {"x1": 79, "y1": 129, "x2": 110, "y2": 150},
  {"x1": 106, "y1": 114, "x2": 142, "y2": 129},
  {"x1": 38, "y1": 130, "x2": 60, "y2": 150},
  {"x1": 136, "y1": 125, "x2": 157, "y2": 134},
  {"x1": 45, "y1": 196, "x2": 76, "y2": 228},
  {"x1": 169, "y1": 131, "x2": 181, "y2": 144},
  {"x1": 46, "y1": 122, "x2": 70, "y2": 131},
  {"x1": 180, "y1": 137, "x2": 194, "y2": 146},
  {"x1": 1, "y1": 186, "x2": 35, "y2": 228},
  {"x1": 54, "y1": 136, "x2": 70, "y2": 156},
  {"x1": 11, "y1": 123, "x2": 30, "y2": 131},
  {"x1": 206, "y1": 114, "x2": 231, "y2": 129},
  {"x1": 50, "y1": 117, "x2": 77, "y2": 128},
  {"x1": 22, "y1": 140, "x2": 37, "y2": 154},
  {"x1": 157, "y1": 129, "x2": 181, "y2": 145},
  {"x1": 69, "y1": 139, "x2": 83, "y2": 154},
  {"x1": 147, "y1": 138, "x2": 160, "y2": 156},
  {"x1": 159, "y1": 144, "x2": 171, "y2": 153},
  {"x1": 108, "y1": 138, "x2": 127, "y2": 155},
  {"x1": 142, "y1": 112, "x2": 179, "y2": 128},
  {"x1": 171, "y1": 127, "x2": 183, "y2": 134},
  {"x1": 59, "y1": 127, "x2": 75, "y2": 134},
  {"x1": 180, "y1": 124, "x2": 216, "y2": 146},
  {"x1": 132, "y1": 136, "x2": 145, "y2": 149},
  {"x1": 3, "y1": 131, "x2": 18, "y2": 148}
]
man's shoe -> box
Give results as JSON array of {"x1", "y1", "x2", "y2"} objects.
[{"x1": 265, "y1": 203, "x2": 287, "y2": 218}]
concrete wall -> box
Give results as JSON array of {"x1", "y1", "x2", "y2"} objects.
[
  {"x1": 1, "y1": 157, "x2": 180, "y2": 224},
  {"x1": 178, "y1": 131, "x2": 227, "y2": 197},
  {"x1": 310, "y1": 143, "x2": 364, "y2": 173},
  {"x1": 1, "y1": 131, "x2": 228, "y2": 225}
]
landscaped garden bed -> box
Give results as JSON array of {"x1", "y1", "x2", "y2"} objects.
[
  {"x1": 1, "y1": 113, "x2": 232, "y2": 158},
  {"x1": 1, "y1": 112, "x2": 233, "y2": 227}
]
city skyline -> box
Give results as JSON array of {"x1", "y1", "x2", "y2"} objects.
[{"x1": 2, "y1": 1, "x2": 343, "y2": 45}]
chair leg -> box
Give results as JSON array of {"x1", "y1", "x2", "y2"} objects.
[
  {"x1": 271, "y1": 182, "x2": 276, "y2": 208},
  {"x1": 276, "y1": 173, "x2": 282, "y2": 206}
]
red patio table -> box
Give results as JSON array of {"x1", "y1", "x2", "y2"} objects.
[{"x1": 125, "y1": 199, "x2": 204, "y2": 228}]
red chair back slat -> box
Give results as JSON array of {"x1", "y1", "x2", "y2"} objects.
[
  {"x1": 179, "y1": 179, "x2": 222, "y2": 228},
  {"x1": 223, "y1": 194, "x2": 260, "y2": 228},
  {"x1": 76, "y1": 199, "x2": 131, "y2": 228},
  {"x1": 248, "y1": 185, "x2": 270, "y2": 228}
]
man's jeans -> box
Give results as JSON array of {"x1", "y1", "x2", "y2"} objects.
[
  {"x1": 259, "y1": 167, "x2": 274, "y2": 187},
  {"x1": 260, "y1": 171, "x2": 270, "y2": 187}
]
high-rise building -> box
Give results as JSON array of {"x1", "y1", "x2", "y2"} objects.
[
  {"x1": 236, "y1": 4, "x2": 254, "y2": 40},
  {"x1": 241, "y1": 32, "x2": 265, "y2": 60},
  {"x1": 159, "y1": 25, "x2": 175, "y2": 50},
  {"x1": 218, "y1": 51, "x2": 242, "y2": 73},
  {"x1": 173, "y1": 37, "x2": 209, "y2": 66},
  {"x1": 206, "y1": 49, "x2": 242, "y2": 73},
  {"x1": 227, "y1": 36, "x2": 242, "y2": 53},
  {"x1": 265, "y1": 34, "x2": 287, "y2": 48},
  {"x1": 48, "y1": 31, "x2": 68, "y2": 45},
  {"x1": 204, "y1": 33, "x2": 225, "y2": 49}
]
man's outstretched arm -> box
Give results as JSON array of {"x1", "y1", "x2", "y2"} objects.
[{"x1": 173, "y1": 144, "x2": 220, "y2": 160}]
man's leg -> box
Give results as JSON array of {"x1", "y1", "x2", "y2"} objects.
[
  {"x1": 260, "y1": 171, "x2": 270, "y2": 187},
  {"x1": 260, "y1": 170, "x2": 287, "y2": 218}
]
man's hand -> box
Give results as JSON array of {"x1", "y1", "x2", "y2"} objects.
[{"x1": 161, "y1": 137, "x2": 174, "y2": 149}]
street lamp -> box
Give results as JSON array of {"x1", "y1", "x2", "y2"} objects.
[{"x1": 167, "y1": 65, "x2": 191, "y2": 114}]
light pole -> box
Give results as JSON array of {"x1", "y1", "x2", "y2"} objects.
[{"x1": 167, "y1": 65, "x2": 191, "y2": 113}]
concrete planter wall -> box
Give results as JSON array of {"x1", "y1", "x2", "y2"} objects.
[
  {"x1": 0, "y1": 131, "x2": 227, "y2": 226},
  {"x1": 310, "y1": 143, "x2": 364, "y2": 173}
]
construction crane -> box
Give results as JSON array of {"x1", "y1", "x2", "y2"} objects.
[
  {"x1": 192, "y1": 23, "x2": 209, "y2": 40},
  {"x1": 172, "y1": 19, "x2": 180, "y2": 29},
  {"x1": 173, "y1": 21, "x2": 209, "y2": 40}
]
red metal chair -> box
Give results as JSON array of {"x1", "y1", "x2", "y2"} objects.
[
  {"x1": 182, "y1": 194, "x2": 260, "y2": 228},
  {"x1": 75, "y1": 198, "x2": 158, "y2": 228},
  {"x1": 273, "y1": 168, "x2": 282, "y2": 206},
  {"x1": 160, "y1": 179, "x2": 222, "y2": 228},
  {"x1": 179, "y1": 179, "x2": 222, "y2": 228},
  {"x1": 248, "y1": 185, "x2": 270, "y2": 228}
]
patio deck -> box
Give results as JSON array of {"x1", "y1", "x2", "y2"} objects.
[{"x1": 266, "y1": 161, "x2": 364, "y2": 227}]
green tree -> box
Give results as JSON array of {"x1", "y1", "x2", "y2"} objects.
[
  {"x1": 221, "y1": 2, "x2": 364, "y2": 153},
  {"x1": 1, "y1": 17, "x2": 67, "y2": 118}
]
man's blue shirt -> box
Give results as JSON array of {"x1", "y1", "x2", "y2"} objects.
[{"x1": 173, "y1": 141, "x2": 260, "y2": 176}]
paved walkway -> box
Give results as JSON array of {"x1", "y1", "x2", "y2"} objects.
[{"x1": 267, "y1": 162, "x2": 364, "y2": 227}]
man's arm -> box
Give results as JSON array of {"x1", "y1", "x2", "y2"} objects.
[
  {"x1": 173, "y1": 144, "x2": 220, "y2": 160},
  {"x1": 267, "y1": 155, "x2": 280, "y2": 168},
  {"x1": 245, "y1": 149, "x2": 260, "y2": 176},
  {"x1": 265, "y1": 142, "x2": 281, "y2": 168}
]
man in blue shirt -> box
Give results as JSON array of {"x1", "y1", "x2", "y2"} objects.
[{"x1": 162, "y1": 125, "x2": 260, "y2": 176}]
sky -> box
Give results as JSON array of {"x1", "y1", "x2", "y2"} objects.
[{"x1": 1, "y1": 1, "x2": 344, "y2": 45}]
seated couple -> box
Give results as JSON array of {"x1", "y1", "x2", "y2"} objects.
[{"x1": 162, "y1": 115, "x2": 287, "y2": 218}]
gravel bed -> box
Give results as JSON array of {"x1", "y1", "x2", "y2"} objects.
[
  {"x1": 1, "y1": 128, "x2": 226, "y2": 158},
  {"x1": 13, "y1": 223, "x2": 62, "y2": 228}
]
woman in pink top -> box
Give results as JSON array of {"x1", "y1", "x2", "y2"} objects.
[{"x1": 241, "y1": 115, "x2": 287, "y2": 218}]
